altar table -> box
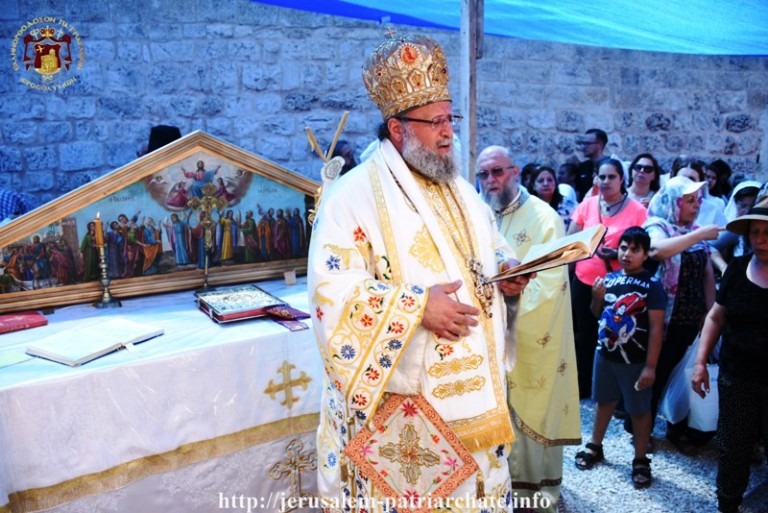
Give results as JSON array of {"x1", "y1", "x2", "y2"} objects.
[{"x1": 0, "y1": 277, "x2": 322, "y2": 513}]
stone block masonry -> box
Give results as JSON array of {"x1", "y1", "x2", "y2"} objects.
[{"x1": 1, "y1": 0, "x2": 766, "y2": 205}]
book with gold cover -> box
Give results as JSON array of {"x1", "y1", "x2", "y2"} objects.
[{"x1": 196, "y1": 284, "x2": 286, "y2": 323}]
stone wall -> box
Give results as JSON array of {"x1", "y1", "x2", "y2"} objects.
[{"x1": 2, "y1": 0, "x2": 766, "y2": 205}]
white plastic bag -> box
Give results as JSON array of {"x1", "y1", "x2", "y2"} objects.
[
  {"x1": 659, "y1": 334, "x2": 700, "y2": 424},
  {"x1": 688, "y1": 364, "x2": 719, "y2": 432}
]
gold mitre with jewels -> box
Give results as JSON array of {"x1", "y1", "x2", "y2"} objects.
[{"x1": 362, "y1": 34, "x2": 451, "y2": 120}]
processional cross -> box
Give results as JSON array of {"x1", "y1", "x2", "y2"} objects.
[{"x1": 188, "y1": 182, "x2": 227, "y2": 292}]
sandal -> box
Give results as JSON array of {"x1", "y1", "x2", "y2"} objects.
[
  {"x1": 575, "y1": 442, "x2": 604, "y2": 470},
  {"x1": 667, "y1": 433, "x2": 697, "y2": 456},
  {"x1": 631, "y1": 457, "x2": 652, "y2": 489}
]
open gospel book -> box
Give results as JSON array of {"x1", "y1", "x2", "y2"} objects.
[
  {"x1": 26, "y1": 317, "x2": 164, "y2": 366},
  {"x1": 487, "y1": 223, "x2": 607, "y2": 283}
]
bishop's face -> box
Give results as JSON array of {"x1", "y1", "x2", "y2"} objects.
[{"x1": 389, "y1": 101, "x2": 458, "y2": 183}]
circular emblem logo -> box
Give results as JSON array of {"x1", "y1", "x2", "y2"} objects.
[{"x1": 11, "y1": 17, "x2": 85, "y2": 92}]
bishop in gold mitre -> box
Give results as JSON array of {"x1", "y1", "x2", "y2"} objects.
[{"x1": 308, "y1": 32, "x2": 533, "y2": 512}]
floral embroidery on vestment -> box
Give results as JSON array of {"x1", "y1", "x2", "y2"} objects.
[
  {"x1": 409, "y1": 226, "x2": 446, "y2": 272},
  {"x1": 428, "y1": 354, "x2": 484, "y2": 378},
  {"x1": 432, "y1": 376, "x2": 486, "y2": 399}
]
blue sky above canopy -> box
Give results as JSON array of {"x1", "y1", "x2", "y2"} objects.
[{"x1": 253, "y1": 0, "x2": 768, "y2": 55}]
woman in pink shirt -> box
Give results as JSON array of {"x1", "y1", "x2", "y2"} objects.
[{"x1": 568, "y1": 157, "x2": 648, "y2": 398}]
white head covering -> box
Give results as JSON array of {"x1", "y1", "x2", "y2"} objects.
[{"x1": 723, "y1": 180, "x2": 762, "y2": 221}]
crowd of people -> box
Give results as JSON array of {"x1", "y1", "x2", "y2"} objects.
[
  {"x1": 2, "y1": 28, "x2": 764, "y2": 513},
  {"x1": 307, "y1": 33, "x2": 767, "y2": 513}
]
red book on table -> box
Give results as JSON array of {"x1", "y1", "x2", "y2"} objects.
[{"x1": 0, "y1": 311, "x2": 48, "y2": 335}]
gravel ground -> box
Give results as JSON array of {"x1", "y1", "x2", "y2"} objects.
[{"x1": 557, "y1": 399, "x2": 768, "y2": 513}]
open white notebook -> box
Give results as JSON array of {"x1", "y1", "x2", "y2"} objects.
[{"x1": 26, "y1": 317, "x2": 164, "y2": 366}]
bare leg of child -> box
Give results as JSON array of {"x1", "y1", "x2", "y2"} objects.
[
  {"x1": 632, "y1": 412, "x2": 652, "y2": 460},
  {"x1": 592, "y1": 401, "x2": 618, "y2": 447}
]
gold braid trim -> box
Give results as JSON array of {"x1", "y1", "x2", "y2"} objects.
[
  {"x1": 512, "y1": 478, "x2": 563, "y2": 491},
  {"x1": 3, "y1": 414, "x2": 319, "y2": 513},
  {"x1": 369, "y1": 164, "x2": 402, "y2": 283},
  {"x1": 511, "y1": 408, "x2": 581, "y2": 448},
  {"x1": 451, "y1": 410, "x2": 515, "y2": 453}
]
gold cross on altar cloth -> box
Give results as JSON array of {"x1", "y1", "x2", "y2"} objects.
[{"x1": 264, "y1": 361, "x2": 312, "y2": 408}]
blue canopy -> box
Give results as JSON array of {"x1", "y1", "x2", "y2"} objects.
[{"x1": 254, "y1": 0, "x2": 768, "y2": 56}]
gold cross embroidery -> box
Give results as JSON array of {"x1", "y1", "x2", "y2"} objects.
[
  {"x1": 264, "y1": 361, "x2": 312, "y2": 408},
  {"x1": 378, "y1": 423, "x2": 440, "y2": 484}
]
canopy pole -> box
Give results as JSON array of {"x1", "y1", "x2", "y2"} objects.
[{"x1": 460, "y1": 0, "x2": 483, "y2": 184}]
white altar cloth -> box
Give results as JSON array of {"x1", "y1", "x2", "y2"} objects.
[{"x1": 0, "y1": 277, "x2": 321, "y2": 513}]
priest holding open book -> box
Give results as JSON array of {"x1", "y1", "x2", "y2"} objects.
[{"x1": 478, "y1": 145, "x2": 581, "y2": 512}]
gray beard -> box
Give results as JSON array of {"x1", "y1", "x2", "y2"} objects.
[
  {"x1": 483, "y1": 182, "x2": 515, "y2": 211},
  {"x1": 401, "y1": 128, "x2": 458, "y2": 184}
]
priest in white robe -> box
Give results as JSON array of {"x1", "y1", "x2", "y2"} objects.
[
  {"x1": 308, "y1": 35, "x2": 532, "y2": 513},
  {"x1": 478, "y1": 146, "x2": 582, "y2": 512}
]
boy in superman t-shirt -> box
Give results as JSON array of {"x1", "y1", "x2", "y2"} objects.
[{"x1": 575, "y1": 226, "x2": 665, "y2": 489}]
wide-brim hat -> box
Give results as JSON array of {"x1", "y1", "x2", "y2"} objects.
[
  {"x1": 726, "y1": 195, "x2": 768, "y2": 236},
  {"x1": 681, "y1": 178, "x2": 706, "y2": 196}
]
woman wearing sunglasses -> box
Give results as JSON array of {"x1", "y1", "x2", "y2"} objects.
[{"x1": 627, "y1": 153, "x2": 662, "y2": 208}]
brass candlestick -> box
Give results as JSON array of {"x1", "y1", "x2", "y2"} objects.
[
  {"x1": 94, "y1": 241, "x2": 121, "y2": 308},
  {"x1": 188, "y1": 182, "x2": 227, "y2": 294}
]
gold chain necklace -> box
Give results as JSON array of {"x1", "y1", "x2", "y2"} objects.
[{"x1": 420, "y1": 179, "x2": 495, "y2": 318}]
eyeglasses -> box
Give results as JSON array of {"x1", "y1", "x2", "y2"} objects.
[
  {"x1": 396, "y1": 114, "x2": 463, "y2": 130},
  {"x1": 476, "y1": 166, "x2": 514, "y2": 181},
  {"x1": 632, "y1": 164, "x2": 656, "y2": 174}
]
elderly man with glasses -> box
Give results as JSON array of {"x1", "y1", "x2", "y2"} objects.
[
  {"x1": 477, "y1": 145, "x2": 581, "y2": 512},
  {"x1": 308, "y1": 34, "x2": 534, "y2": 513}
]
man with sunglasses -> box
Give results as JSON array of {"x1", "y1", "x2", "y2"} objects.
[
  {"x1": 308, "y1": 35, "x2": 533, "y2": 513},
  {"x1": 478, "y1": 146, "x2": 581, "y2": 512},
  {"x1": 575, "y1": 128, "x2": 608, "y2": 201}
]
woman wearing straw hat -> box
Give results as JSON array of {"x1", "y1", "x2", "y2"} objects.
[{"x1": 691, "y1": 191, "x2": 768, "y2": 513}]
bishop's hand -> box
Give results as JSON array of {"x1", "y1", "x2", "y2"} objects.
[
  {"x1": 496, "y1": 259, "x2": 535, "y2": 297},
  {"x1": 422, "y1": 280, "x2": 479, "y2": 341}
]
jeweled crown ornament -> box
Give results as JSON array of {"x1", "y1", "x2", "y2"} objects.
[{"x1": 362, "y1": 32, "x2": 451, "y2": 120}]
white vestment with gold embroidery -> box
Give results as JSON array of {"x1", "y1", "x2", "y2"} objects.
[{"x1": 309, "y1": 139, "x2": 517, "y2": 511}]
